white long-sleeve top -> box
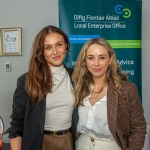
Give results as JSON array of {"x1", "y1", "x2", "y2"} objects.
[{"x1": 44, "y1": 65, "x2": 74, "y2": 131}]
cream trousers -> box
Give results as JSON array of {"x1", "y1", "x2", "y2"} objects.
[{"x1": 76, "y1": 133, "x2": 121, "y2": 150}]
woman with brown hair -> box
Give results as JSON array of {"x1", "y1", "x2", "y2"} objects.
[
  {"x1": 72, "y1": 38, "x2": 146, "y2": 150},
  {"x1": 6, "y1": 25, "x2": 75, "y2": 150}
]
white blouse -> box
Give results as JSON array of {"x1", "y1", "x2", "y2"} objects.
[{"x1": 77, "y1": 94, "x2": 113, "y2": 139}]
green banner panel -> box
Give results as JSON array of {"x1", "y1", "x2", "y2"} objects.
[{"x1": 59, "y1": 0, "x2": 142, "y2": 99}]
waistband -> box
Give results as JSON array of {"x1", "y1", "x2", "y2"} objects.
[
  {"x1": 44, "y1": 129, "x2": 69, "y2": 136},
  {"x1": 77, "y1": 133, "x2": 121, "y2": 150},
  {"x1": 85, "y1": 133, "x2": 115, "y2": 141}
]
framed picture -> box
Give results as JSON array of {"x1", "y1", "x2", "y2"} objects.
[
  {"x1": 0, "y1": 29, "x2": 2, "y2": 56},
  {"x1": 2, "y1": 27, "x2": 22, "y2": 56},
  {"x1": 0, "y1": 116, "x2": 4, "y2": 135}
]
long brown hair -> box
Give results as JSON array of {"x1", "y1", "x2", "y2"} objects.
[
  {"x1": 25, "y1": 25, "x2": 70, "y2": 104},
  {"x1": 72, "y1": 38, "x2": 128, "y2": 105}
]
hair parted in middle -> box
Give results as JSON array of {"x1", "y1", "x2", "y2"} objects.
[
  {"x1": 72, "y1": 38, "x2": 128, "y2": 105},
  {"x1": 25, "y1": 25, "x2": 70, "y2": 104}
]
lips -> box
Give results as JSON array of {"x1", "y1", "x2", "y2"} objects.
[
  {"x1": 93, "y1": 68, "x2": 101, "y2": 72},
  {"x1": 52, "y1": 55, "x2": 61, "y2": 60}
]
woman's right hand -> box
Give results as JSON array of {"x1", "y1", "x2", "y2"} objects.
[
  {"x1": 10, "y1": 136, "x2": 22, "y2": 150},
  {"x1": 0, "y1": 135, "x2": 2, "y2": 150}
]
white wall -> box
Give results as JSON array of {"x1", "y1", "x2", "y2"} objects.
[
  {"x1": 142, "y1": 0, "x2": 150, "y2": 125},
  {"x1": 0, "y1": 0, "x2": 150, "y2": 143},
  {"x1": 0, "y1": 0, "x2": 59, "y2": 142}
]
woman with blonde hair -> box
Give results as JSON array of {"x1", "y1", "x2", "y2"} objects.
[{"x1": 72, "y1": 38, "x2": 146, "y2": 150}]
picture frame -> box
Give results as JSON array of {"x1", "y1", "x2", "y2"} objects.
[
  {"x1": 0, "y1": 29, "x2": 2, "y2": 56},
  {"x1": 0, "y1": 116, "x2": 4, "y2": 135},
  {"x1": 2, "y1": 27, "x2": 22, "y2": 56}
]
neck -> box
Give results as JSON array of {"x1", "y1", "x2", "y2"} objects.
[
  {"x1": 93, "y1": 75, "x2": 107, "y2": 86},
  {"x1": 92, "y1": 76, "x2": 108, "y2": 93}
]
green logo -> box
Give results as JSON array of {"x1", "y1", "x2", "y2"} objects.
[{"x1": 115, "y1": 5, "x2": 131, "y2": 18}]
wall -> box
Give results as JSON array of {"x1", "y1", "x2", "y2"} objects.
[
  {"x1": 142, "y1": 0, "x2": 150, "y2": 125},
  {"x1": 0, "y1": 0, "x2": 58, "y2": 142},
  {"x1": 0, "y1": 0, "x2": 150, "y2": 143}
]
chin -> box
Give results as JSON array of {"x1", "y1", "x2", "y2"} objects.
[
  {"x1": 52, "y1": 62, "x2": 64, "y2": 67},
  {"x1": 91, "y1": 72, "x2": 102, "y2": 78}
]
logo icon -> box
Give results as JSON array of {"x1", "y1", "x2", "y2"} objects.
[{"x1": 115, "y1": 4, "x2": 131, "y2": 18}]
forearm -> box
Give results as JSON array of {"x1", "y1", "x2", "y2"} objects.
[
  {"x1": 0, "y1": 136, "x2": 2, "y2": 150},
  {"x1": 9, "y1": 75, "x2": 26, "y2": 150},
  {"x1": 10, "y1": 136, "x2": 22, "y2": 150}
]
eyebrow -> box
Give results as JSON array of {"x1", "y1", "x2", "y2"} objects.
[
  {"x1": 56, "y1": 41, "x2": 64, "y2": 43},
  {"x1": 87, "y1": 54, "x2": 107, "y2": 56},
  {"x1": 44, "y1": 40, "x2": 64, "y2": 46}
]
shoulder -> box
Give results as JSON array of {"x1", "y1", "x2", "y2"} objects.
[
  {"x1": 64, "y1": 65, "x2": 73, "y2": 75},
  {"x1": 121, "y1": 80, "x2": 136, "y2": 88},
  {"x1": 120, "y1": 80, "x2": 138, "y2": 95},
  {"x1": 18, "y1": 72, "x2": 27, "y2": 80},
  {"x1": 118, "y1": 81, "x2": 141, "y2": 108},
  {"x1": 16, "y1": 72, "x2": 27, "y2": 86}
]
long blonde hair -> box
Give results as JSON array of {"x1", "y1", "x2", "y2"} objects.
[{"x1": 72, "y1": 38, "x2": 127, "y2": 105}]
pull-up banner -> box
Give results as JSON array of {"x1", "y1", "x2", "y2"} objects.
[{"x1": 59, "y1": 0, "x2": 142, "y2": 98}]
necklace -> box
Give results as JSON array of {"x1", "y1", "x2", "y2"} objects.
[
  {"x1": 90, "y1": 92, "x2": 101, "y2": 99},
  {"x1": 92, "y1": 89, "x2": 103, "y2": 93},
  {"x1": 90, "y1": 83, "x2": 107, "y2": 99}
]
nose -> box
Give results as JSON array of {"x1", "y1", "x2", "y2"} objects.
[
  {"x1": 53, "y1": 46, "x2": 58, "y2": 55},
  {"x1": 94, "y1": 58, "x2": 99, "y2": 66}
]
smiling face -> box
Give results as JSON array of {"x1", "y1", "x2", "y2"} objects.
[
  {"x1": 43, "y1": 32, "x2": 67, "y2": 67},
  {"x1": 86, "y1": 44, "x2": 112, "y2": 79}
]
